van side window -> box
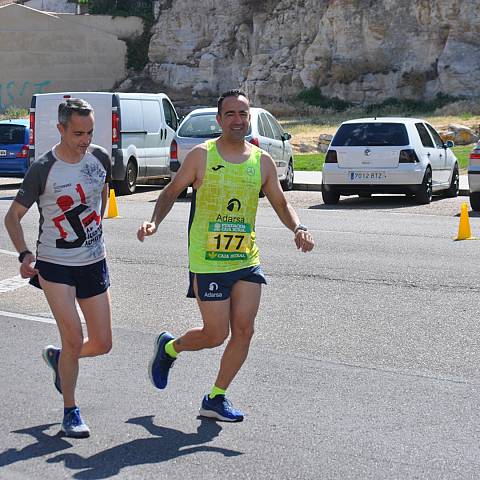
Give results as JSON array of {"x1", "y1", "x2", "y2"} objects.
[
  {"x1": 162, "y1": 99, "x2": 178, "y2": 131},
  {"x1": 142, "y1": 100, "x2": 161, "y2": 133},
  {"x1": 120, "y1": 100, "x2": 143, "y2": 132}
]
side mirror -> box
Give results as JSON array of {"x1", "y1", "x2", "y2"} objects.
[
  {"x1": 282, "y1": 132, "x2": 292, "y2": 141},
  {"x1": 444, "y1": 140, "x2": 454, "y2": 148}
]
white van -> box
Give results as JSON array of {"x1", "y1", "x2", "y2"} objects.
[{"x1": 30, "y1": 92, "x2": 179, "y2": 194}]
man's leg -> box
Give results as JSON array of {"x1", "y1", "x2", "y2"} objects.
[
  {"x1": 39, "y1": 276, "x2": 82, "y2": 408},
  {"x1": 77, "y1": 290, "x2": 112, "y2": 357},
  {"x1": 214, "y1": 280, "x2": 261, "y2": 390}
]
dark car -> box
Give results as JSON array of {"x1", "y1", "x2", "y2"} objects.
[{"x1": 0, "y1": 119, "x2": 30, "y2": 177}]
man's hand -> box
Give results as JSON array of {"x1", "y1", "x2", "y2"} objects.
[
  {"x1": 20, "y1": 252, "x2": 38, "y2": 278},
  {"x1": 137, "y1": 221, "x2": 157, "y2": 242},
  {"x1": 294, "y1": 230, "x2": 315, "y2": 253}
]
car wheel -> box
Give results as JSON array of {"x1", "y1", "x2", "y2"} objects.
[
  {"x1": 415, "y1": 168, "x2": 432, "y2": 204},
  {"x1": 358, "y1": 193, "x2": 371, "y2": 198},
  {"x1": 470, "y1": 192, "x2": 480, "y2": 211},
  {"x1": 281, "y1": 161, "x2": 294, "y2": 191},
  {"x1": 445, "y1": 164, "x2": 459, "y2": 198},
  {"x1": 115, "y1": 159, "x2": 137, "y2": 195},
  {"x1": 322, "y1": 183, "x2": 340, "y2": 205}
]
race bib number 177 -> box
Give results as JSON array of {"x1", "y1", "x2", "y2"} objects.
[{"x1": 206, "y1": 222, "x2": 251, "y2": 261}]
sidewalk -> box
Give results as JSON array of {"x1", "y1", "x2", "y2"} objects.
[
  {"x1": 293, "y1": 171, "x2": 470, "y2": 196},
  {"x1": 0, "y1": 173, "x2": 470, "y2": 195}
]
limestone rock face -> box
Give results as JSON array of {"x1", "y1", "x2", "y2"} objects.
[{"x1": 147, "y1": 0, "x2": 480, "y2": 105}]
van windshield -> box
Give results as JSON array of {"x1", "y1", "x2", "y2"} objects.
[
  {"x1": 332, "y1": 123, "x2": 409, "y2": 147},
  {"x1": 0, "y1": 125, "x2": 26, "y2": 145}
]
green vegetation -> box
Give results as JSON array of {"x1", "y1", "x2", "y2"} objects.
[
  {"x1": 89, "y1": 0, "x2": 154, "y2": 72},
  {"x1": 0, "y1": 107, "x2": 29, "y2": 120},
  {"x1": 297, "y1": 88, "x2": 353, "y2": 111},
  {"x1": 295, "y1": 153, "x2": 325, "y2": 171},
  {"x1": 294, "y1": 146, "x2": 470, "y2": 172}
]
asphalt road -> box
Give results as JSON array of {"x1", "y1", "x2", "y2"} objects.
[{"x1": 1, "y1": 186, "x2": 480, "y2": 479}]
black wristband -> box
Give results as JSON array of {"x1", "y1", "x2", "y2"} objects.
[
  {"x1": 294, "y1": 224, "x2": 308, "y2": 233},
  {"x1": 18, "y1": 250, "x2": 32, "y2": 263}
]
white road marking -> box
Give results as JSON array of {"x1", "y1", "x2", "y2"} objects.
[
  {"x1": 0, "y1": 310, "x2": 56, "y2": 325},
  {"x1": 0, "y1": 309, "x2": 85, "y2": 325},
  {"x1": 0, "y1": 275, "x2": 29, "y2": 293},
  {"x1": 0, "y1": 248, "x2": 17, "y2": 257}
]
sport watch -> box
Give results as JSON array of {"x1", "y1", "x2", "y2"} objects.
[
  {"x1": 294, "y1": 224, "x2": 308, "y2": 233},
  {"x1": 18, "y1": 250, "x2": 32, "y2": 263}
]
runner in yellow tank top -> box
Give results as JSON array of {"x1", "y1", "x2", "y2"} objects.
[{"x1": 138, "y1": 90, "x2": 314, "y2": 422}]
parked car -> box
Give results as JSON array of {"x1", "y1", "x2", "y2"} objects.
[
  {"x1": 169, "y1": 107, "x2": 294, "y2": 196},
  {"x1": 31, "y1": 91, "x2": 179, "y2": 194},
  {"x1": 322, "y1": 117, "x2": 459, "y2": 204},
  {"x1": 0, "y1": 119, "x2": 30, "y2": 177},
  {"x1": 468, "y1": 141, "x2": 480, "y2": 211}
]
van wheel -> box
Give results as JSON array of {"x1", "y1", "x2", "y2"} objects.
[
  {"x1": 281, "y1": 161, "x2": 294, "y2": 191},
  {"x1": 445, "y1": 164, "x2": 459, "y2": 198},
  {"x1": 115, "y1": 159, "x2": 137, "y2": 195},
  {"x1": 470, "y1": 192, "x2": 480, "y2": 211},
  {"x1": 415, "y1": 168, "x2": 432, "y2": 204},
  {"x1": 322, "y1": 183, "x2": 340, "y2": 205}
]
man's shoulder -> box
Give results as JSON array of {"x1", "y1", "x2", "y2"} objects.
[{"x1": 88, "y1": 144, "x2": 110, "y2": 159}]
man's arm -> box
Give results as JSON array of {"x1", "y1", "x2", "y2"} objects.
[
  {"x1": 261, "y1": 153, "x2": 314, "y2": 253},
  {"x1": 4, "y1": 201, "x2": 38, "y2": 278},
  {"x1": 100, "y1": 184, "x2": 109, "y2": 219},
  {"x1": 137, "y1": 145, "x2": 205, "y2": 242}
]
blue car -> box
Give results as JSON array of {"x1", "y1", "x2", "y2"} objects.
[{"x1": 0, "y1": 118, "x2": 30, "y2": 176}]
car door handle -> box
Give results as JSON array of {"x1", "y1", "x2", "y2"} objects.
[{"x1": 427, "y1": 153, "x2": 430, "y2": 157}]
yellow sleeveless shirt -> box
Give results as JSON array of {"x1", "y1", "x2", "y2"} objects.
[{"x1": 188, "y1": 139, "x2": 262, "y2": 273}]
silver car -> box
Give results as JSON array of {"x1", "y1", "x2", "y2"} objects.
[
  {"x1": 169, "y1": 107, "x2": 294, "y2": 196},
  {"x1": 468, "y1": 141, "x2": 480, "y2": 211}
]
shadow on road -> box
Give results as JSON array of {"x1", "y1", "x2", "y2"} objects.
[
  {"x1": 308, "y1": 195, "x2": 446, "y2": 210},
  {"x1": 46, "y1": 415, "x2": 242, "y2": 479},
  {"x1": 0, "y1": 423, "x2": 72, "y2": 468}
]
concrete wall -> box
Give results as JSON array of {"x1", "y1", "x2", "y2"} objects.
[{"x1": 0, "y1": 4, "x2": 129, "y2": 111}]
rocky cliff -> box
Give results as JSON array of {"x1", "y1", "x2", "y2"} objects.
[{"x1": 143, "y1": 0, "x2": 480, "y2": 106}]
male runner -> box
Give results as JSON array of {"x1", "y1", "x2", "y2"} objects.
[
  {"x1": 137, "y1": 89, "x2": 314, "y2": 422},
  {"x1": 4, "y1": 99, "x2": 113, "y2": 437}
]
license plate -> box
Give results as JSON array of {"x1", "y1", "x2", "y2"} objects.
[
  {"x1": 0, "y1": 150, "x2": 6, "y2": 156},
  {"x1": 349, "y1": 171, "x2": 386, "y2": 181}
]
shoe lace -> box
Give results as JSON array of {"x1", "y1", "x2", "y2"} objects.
[{"x1": 65, "y1": 409, "x2": 83, "y2": 427}]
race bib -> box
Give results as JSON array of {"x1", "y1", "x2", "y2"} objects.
[{"x1": 206, "y1": 221, "x2": 252, "y2": 261}]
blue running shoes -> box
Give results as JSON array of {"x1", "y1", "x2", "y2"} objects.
[
  {"x1": 42, "y1": 345, "x2": 62, "y2": 394},
  {"x1": 61, "y1": 407, "x2": 90, "y2": 438},
  {"x1": 199, "y1": 394, "x2": 244, "y2": 422},
  {"x1": 149, "y1": 331, "x2": 176, "y2": 389}
]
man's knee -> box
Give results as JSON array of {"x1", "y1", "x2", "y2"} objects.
[
  {"x1": 91, "y1": 337, "x2": 112, "y2": 355},
  {"x1": 62, "y1": 335, "x2": 84, "y2": 357},
  {"x1": 232, "y1": 324, "x2": 255, "y2": 343}
]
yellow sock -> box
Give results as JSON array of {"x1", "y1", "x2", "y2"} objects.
[
  {"x1": 164, "y1": 340, "x2": 178, "y2": 358},
  {"x1": 209, "y1": 386, "x2": 226, "y2": 399}
]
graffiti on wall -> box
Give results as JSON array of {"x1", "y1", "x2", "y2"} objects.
[{"x1": 0, "y1": 80, "x2": 52, "y2": 111}]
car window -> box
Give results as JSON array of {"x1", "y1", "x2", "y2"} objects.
[
  {"x1": 142, "y1": 100, "x2": 161, "y2": 133},
  {"x1": 162, "y1": 99, "x2": 178, "y2": 130},
  {"x1": 415, "y1": 122, "x2": 434, "y2": 148},
  {"x1": 425, "y1": 123, "x2": 444, "y2": 149},
  {"x1": 178, "y1": 113, "x2": 222, "y2": 138},
  {"x1": 259, "y1": 113, "x2": 275, "y2": 139},
  {"x1": 266, "y1": 114, "x2": 284, "y2": 140},
  {"x1": 332, "y1": 123, "x2": 409, "y2": 147},
  {"x1": 0, "y1": 124, "x2": 26, "y2": 145},
  {"x1": 120, "y1": 100, "x2": 143, "y2": 131},
  {"x1": 256, "y1": 115, "x2": 266, "y2": 137}
]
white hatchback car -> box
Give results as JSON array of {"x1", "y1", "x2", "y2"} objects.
[
  {"x1": 170, "y1": 107, "x2": 294, "y2": 196},
  {"x1": 322, "y1": 117, "x2": 459, "y2": 204}
]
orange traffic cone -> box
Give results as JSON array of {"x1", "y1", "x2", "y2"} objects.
[
  {"x1": 455, "y1": 202, "x2": 477, "y2": 240},
  {"x1": 106, "y1": 188, "x2": 119, "y2": 219}
]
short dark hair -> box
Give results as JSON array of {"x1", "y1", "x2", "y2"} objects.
[
  {"x1": 58, "y1": 98, "x2": 93, "y2": 126},
  {"x1": 217, "y1": 89, "x2": 249, "y2": 114}
]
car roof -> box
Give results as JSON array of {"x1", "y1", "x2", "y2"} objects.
[
  {"x1": 185, "y1": 107, "x2": 264, "y2": 116},
  {"x1": 0, "y1": 118, "x2": 29, "y2": 127},
  {"x1": 341, "y1": 117, "x2": 427, "y2": 125},
  {"x1": 341, "y1": 117, "x2": 428, "y2": 124}
]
